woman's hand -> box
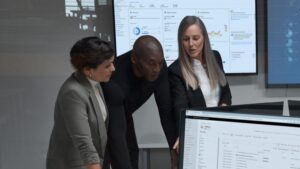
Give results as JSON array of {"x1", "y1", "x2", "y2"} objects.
[
  {"x1": 220, "y1": 103, "x2": 228, "y2": 107},
  {"x1": 86, "y1": 163, "x2": 101, "y2": 169},
  {"x1": 171, "y1": 137, "x2": 180, "y2": 169},
  {"x1": 173, "y1": 137, "x2": 180, "y2": 154}
]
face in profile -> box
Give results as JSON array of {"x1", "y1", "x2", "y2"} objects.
[
  {"x1": 135, "y1": 52, "x2": 164, "y2": 82},
  {"x1": 87, "y1": 56, "x2": 115, "y2": 82},
  {"x1": 182, "y1": 24, "x2": 204, "y2": 60}
]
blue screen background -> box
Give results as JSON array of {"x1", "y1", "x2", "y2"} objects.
[{"x1": 267, "y1": 0, "x2": 300, "y2": 85}]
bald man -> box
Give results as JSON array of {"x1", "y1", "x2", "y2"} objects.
[{"x1": 102, "y1": 35, "x2": 177, "y2": 169}]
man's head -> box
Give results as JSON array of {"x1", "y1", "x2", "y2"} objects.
[{"x1": 131, "y1": 35, "x2": 164, "y2": 82}]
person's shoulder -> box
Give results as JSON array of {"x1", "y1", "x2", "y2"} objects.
[
  {"x1": 102, "y1": 81, "x2": 125, "y2": 104},
  {"x1": 57, "y1": 74, "x2": 90, "y2": 102},
  {"x1": 61, "y1": 73, "x2": 84, "y2": 92},
  {"x1": 114, "y1": 51, "x2": 132, "y2": 72},
  {"x1": 212, "y1": 50, "x2": 222, "y2": 61},
  {"x1": 212, "y1": 50, "x2": 225, "y2": 70},
  {"x1": 116, "y1": 51, "x2": 131, "y2": 62},
  {"x1": 102, "y1": 81, "x2": 123, "y2": 96},
  {"x1": 168, "y1": 59, "x2": 181, "y2": 75}
]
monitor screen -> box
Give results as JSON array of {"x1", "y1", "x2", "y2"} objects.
[
  {"x1": 288, "y1": 100, "x2": 300, "y2": 117},
  {"x1": 266, "y1": 0, "x2": 300, "y2": 86},
  {"x1": 180, "y1": 110, "x2": 300, "y2": 169},
  {"x1": 113, "y1": 0, "x2": 257, "y2": 74},
  {"x1": 205, "y1": 101, "x2": 284, "y2": 116}
]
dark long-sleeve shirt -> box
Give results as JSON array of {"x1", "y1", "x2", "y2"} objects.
[{"x1": 103, "y1": 51, "x2": 177, "y2": 169}]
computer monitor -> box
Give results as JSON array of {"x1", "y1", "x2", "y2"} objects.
[
  {"x1": 179, "y1": 110, "x2": 300, "y2": 169},
  {"x1": 288, "y1": 100, "x2": 300, "y2": 117},
  {"x1": 205, "y1": 101, "x2": 284, "y2": 116}
]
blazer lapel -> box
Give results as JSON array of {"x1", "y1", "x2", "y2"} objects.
[
  {"x1": 89, "y1": 92, "x2": 107, "y2": 157},
  {"x1": 73, "y1": 72, "x2": 108, "y2": 157}
]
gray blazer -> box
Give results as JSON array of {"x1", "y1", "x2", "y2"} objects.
[{"x1": 47, "y1": 72, "x2": 108, "y2": 169}]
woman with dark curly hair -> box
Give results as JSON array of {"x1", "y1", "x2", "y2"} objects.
[{"x1": 46, "y1": 36, "x2": 115, "y2": 169}]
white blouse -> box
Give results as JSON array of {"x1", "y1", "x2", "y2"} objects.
[
  {"x1": 193, "y1": 59, "x2": 220, "y2": 107},
  {"x1": 88, "y1": 78, "x2": 108, "y2": 121}
]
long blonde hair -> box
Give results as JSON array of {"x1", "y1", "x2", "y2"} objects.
[{"x1": 177, "y1": 16, "x2": 227, "y2": 90}]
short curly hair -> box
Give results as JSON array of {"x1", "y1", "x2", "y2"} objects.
[{"x1": 70, "y1": 36, "x2": 114, "y2": 71}]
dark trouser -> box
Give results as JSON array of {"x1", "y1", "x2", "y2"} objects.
[{"x1": 127, "y1": 117, "x2": 139, "y2": 169}]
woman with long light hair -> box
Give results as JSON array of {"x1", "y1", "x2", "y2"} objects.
[{"x1": 168, "y1": 16, "x2": 232, "y2": 153}]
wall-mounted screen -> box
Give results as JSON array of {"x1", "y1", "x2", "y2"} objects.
[
  {"x1": 113, "y1": 0, "x2": 257, "y2": 74},
  {"x1": 266, "y1": 0, "x2": 300, "y2": 86}
]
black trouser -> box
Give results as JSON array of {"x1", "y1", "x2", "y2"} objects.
[{"x1": 126, "y1": 117, "x2": 139, "y2": 169}]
